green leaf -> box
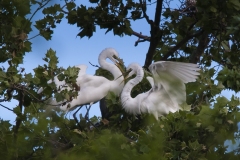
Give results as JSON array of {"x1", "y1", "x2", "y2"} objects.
[
  {"x1": 140, "y1": 144, "x2": 150, "y2": 153},
  {"x1": 66, "y1": 2, "x2": 76, "y2": 10},
  {"x1": 210, "y1": 7, "x2": 217, "y2": 12},
  {"x1": 12, "y1": 76, "x2": 19, "y2": 83},
  {"x1": 189, "y1": 140, "x2": 200, "y2": 151},
  {"x1": 217, "y1": 81, "x2": 225, "y2": 89},
  {"x1": 55, "y1": 92, "x2": 65, "y2": 102},
  {"x1": 24, "y1": 41, "x2": 32, "y2": 52},
  {"x1": 32, "y1": 77, "x2": 40, "y2": 84},
  {"x1": 221, "y1": 40, "x2": 231, "y2": 52},
  {"x1": 229, "y1": 0, "x2": 240, "y2": 10},
  {"x1": 206, "y1": 125, "x2": 215, "y2": 132},
  {"x1": 0, "y1": 71, "x2": 6, "y2": 80},
  {"x1": 180, "y1": 102, "x2": 191, "y2": 111},
  {"x1": 45, "y1": 48, "x2": 58, "y2": 69}
]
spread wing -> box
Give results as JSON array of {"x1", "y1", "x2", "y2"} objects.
[{"x1": 148, "y1": 61, "x2": 200, "y2": 105}]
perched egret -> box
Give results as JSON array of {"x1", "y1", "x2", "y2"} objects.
[
  {"x1": 49, "y1": 48, "x2": 124, "y2": 115},
  {"x1": 120, "y1": 61, "x2": 200, "y2": 119}
]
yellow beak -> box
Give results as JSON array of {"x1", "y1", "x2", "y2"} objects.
[{"x1": 112, "y1": 56, "x2": 133, "y2": 84}]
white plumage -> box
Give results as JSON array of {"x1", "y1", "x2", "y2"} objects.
[
  {"x1": 41, "y1": 48, "x2": 124, "y2": 112},
  {"x1": 121, "y1": 61, "x2": 200, "y2": 119}
]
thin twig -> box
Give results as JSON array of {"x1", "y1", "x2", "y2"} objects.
[
  {"x1": 133, "y1": 31, "x2": 150, "y2": 46},
  {"x1": 27, "y1": 33, "x2": 40, "y2": 41},
  {"x1": 29, "y1": 0, "x2": 51, "y2": 22},
  {"x1": 140, "y1": 0, "x2": 153, "y2": 24},
  {"x1": 0, "y1": 99, "x2": 6, "y2": 102},
  {"x1": 89, "y1": 62, "x2": 100, "y2": 68},
  {"x1": 0, "y1": 104, "x2": 13, "y2": 111},
  {"x1": 132, "y1": 31, "x2": 150, "y2": 41},
  {"x1": 135, "y1": 39, "x2": 149, "y2": 46}
]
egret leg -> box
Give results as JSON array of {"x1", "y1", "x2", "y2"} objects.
[
  {"x1": 84, "y1": 102, "x2": 99, "y2": 130},
  {"x1": 73, "y1": 106, "x2": 83, "y2": 130},
  {"x1": 85, "y1": 105, "x2": 91, "y2": 120}
]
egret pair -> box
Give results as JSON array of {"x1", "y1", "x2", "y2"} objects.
[{"x1": 41, "y1": 48, "x2": 200, "y2": 120}]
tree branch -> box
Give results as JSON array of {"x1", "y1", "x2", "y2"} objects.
[
  {"x1": 15, "y1": 90, "x2": 23, "y2": 131},
  {"x1": 144, "y1": 0, "x2": 164, "y2": 68},
  {"x1": 154, "y1": 0, "x2": 162, "y2": 26},
  {"x1": 162, "y1": 30, "x2": 204, "y2": 60},
  {"x1": 29, "y1": 0, "x2": 51, "y2": 22},
  {"x1": 190, "y1": 32, "x2": 210, "y2": 63},
  {"x1": 135, "y1": 39, "x2": 149, "y2": 46},
  {"x1": 13, "y1": 88, "x2": 24, "y2": 159},
  {"x1": 27, "y1": 33, "x2": 40, "y2": 41},
  {"x1": 100, "y1": 98, "x2": 111, "y2": 120},
  {"x1": 140, "y1": 0, "x2": 153, "y2": 24},
  {"x1": 132, "y1": 31, "x2": 150, "y2": 46},
  {"x1": 132, "y1": 31, "x2": 150, "y2": 41},
  {"x1": 0, "y1": 104, "x2": 13, "y2": 111}
]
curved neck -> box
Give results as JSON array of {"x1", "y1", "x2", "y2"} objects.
[
  {"x1": 121, "y1": 67, "x2": 144, "y2": 114},
  {"x1": 98, "y1": 53, "x2": 124, "y2": 95},
  {"x1": 98, "y1": 57, "x2": 121, "y2": 80}
]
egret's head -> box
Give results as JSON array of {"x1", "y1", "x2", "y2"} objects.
[
  {"x1": 116, "y1": 62, "x2": 143, "y2": 84},
  {"x1": 99, "y1": 48, "x2": 120, "y2": 64},
  {"x1": 125, "y1": 63, "x2": 141, "y2": 79},
  {"x1": 99, "y1": 48, "x2": 125, "y2": 75}
]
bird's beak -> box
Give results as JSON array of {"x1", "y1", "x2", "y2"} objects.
[
  {"x1": 112, "y1": 55, "x2": 133, "y2": 84},
  {"x1": 118, "y1": 69, "x2": 132, "y2": 84},
  {"x1": 112, "y1": 55, "x2": 125, "y2": 75}
]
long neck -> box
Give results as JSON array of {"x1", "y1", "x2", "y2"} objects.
[
  {"x1": 98, "y1": 54, "x2": 124, "y2": 95},
  {"x1": 121, "y1": 67, "x2": 144, "y2": 115}
]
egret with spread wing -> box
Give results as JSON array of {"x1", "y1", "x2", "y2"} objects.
[{"x1": 120, "y1": 61, "x2": 200, "y2": 119}]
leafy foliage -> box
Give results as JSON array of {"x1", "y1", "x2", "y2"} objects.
[{"x1": 0, "y1": 0, "x2": 240, "y2": 159}]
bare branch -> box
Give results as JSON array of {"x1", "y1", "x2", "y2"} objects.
[
  {"x1": 0, "y1": 104, "x2": 13, "y2": 111},
  {"x1": 140, "y1": 0, "x2": 153, "y2": 24},
  {"x1": 0, "y1": 99, "x2": 6, "y2": 102},
  {"x1": 135, "y1": 39, "x2": 149, "y2": 46},
  {"x1": 132, "y1": 31, "x2": 150, "y2": 41},
  {"x1": 27, "y1": 33, "x2": 40, "y2": 41},
  {"x1": 187, "y1": 20, "x2": 198, "y2": 32},
  {"x1": 132, "y1": 31, "x2": 150, "y2": 46},
  {"x1": 89, "y1": 62, "x2": 100, "y2": 68}
]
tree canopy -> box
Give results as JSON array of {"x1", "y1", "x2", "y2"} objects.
[{"x1": 1, "y1": 0, "x2": 240, "y2": 159}]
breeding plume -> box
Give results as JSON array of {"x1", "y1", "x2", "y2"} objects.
[
  {"x1": 41, "y1": 48, "x2": 124, "y2": 113},
  {"x1": 121, "y1": 61, "x2": 200, "y2": 119}
]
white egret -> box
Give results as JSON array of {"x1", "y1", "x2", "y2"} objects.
[
  {"x1": 120, "y1": 61, "x2": 200, "y2": 119},
  {"x1": 48, "y1": 48, "x2": 124, "y2": 117}
]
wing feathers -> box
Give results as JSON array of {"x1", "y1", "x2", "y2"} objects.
[
  {"x1": 146, "y1": 61, "x2": 200, "y2": 114},
  {"x1": 149, "y1": 61, "x2": 200, "y2": 84}
]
